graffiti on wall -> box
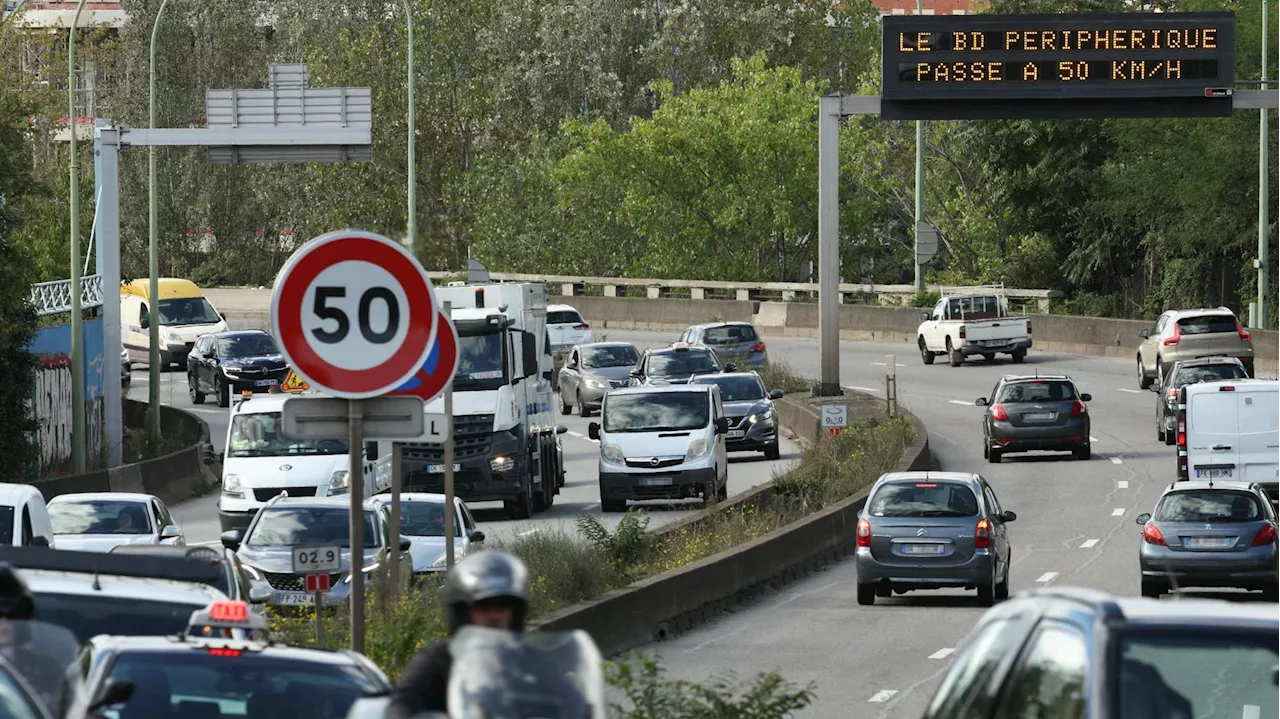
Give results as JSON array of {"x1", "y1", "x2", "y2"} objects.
[{"x1": 27, "y1": 318, "x2": 105, "y2": 477}]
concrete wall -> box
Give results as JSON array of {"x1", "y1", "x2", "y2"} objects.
[{"x1": 27, "y1": 318, "x2": 105, "y2": 477}]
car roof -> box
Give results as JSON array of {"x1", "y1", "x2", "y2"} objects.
[
  {"x1": 996, "y1": 586, "x2": 1278, "y2": 630},
  {"x1": 372, "y1": 492, "x2": 455, "y2": 504},
  {"x1": 47, "y1": 492, "x2": 157, "y2": 504},
  {"x1": 575, "y1": 342, "x2": 636, "y2": 350},
  {"x1": 0, "y1": 484, "x2": 41, "y2": 503},
  {"x1": 89, "y1": 634, "x2": 373, "y2": 666},
  {"x1": 1166, "y1": 307, "x2": 1237, "y2": 318},
  {"x1": 690, "y1": 321, "x2": 753, "y2": 330},
  {"x1": 265, "y1": 496, "x2": 380, "y2": 511},
  {"x1": 108, "y1": 544, "x2": 231, "y2": 561},
  {"x1": 232, "y1": 394, "x2": 292, "y2": 413},
  {"x1": 876, "y1": 471, "x2": 981, "y2": 486},
  {"x1": 546, "y1": 304, "x2": 581, "y2": 313},
  {"x1": 690, "y1": 372, "x2": 762, "y2": 382},
  {"x1": 1000, "y1": 374, "x2": 1072, "y2": 383},
  {"x1": 209, "y1": 330, "x2": 269, "y2": 339},
  {"x1": 607, "y1": 384, "x2": 714, "y2": 397},
  {"x1": 1173, "y1": 356, "x2": 1245, "y2": 367},
  {"x1": 1161, "y1": 479, "x2": 1259, "y2": 494},
  {"x1": 646, "y1": 345, "x2": 715, "y2": 355},
  {"x1": 22, "y1": 568, "x2": 226, "y2": 605}
]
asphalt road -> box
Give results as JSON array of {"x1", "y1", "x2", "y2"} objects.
[{"x1": 130, "y1": 332, "x2": 800, "y2": 547}]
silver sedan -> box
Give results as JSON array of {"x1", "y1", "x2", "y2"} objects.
[{"x1": 557, "y1": 342, "x2": 640, "y2": 417}]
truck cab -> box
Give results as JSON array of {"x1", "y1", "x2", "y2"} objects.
[
  {"x1": 397, "y1": 283, "x2": 567, "y2": 520},
  {"x1": 917, "y1": 288, "x2": 1032, "y2": 367}
]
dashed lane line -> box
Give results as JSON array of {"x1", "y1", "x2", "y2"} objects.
[
  {"x1": 1118, "y1": 480, "x2": 1130, "y2": 489},
  {"x1": 1111, "y1": 508, "x2": 1125, "y2": 517},
  {"x1": 867, "y1": 690, "x2": 899, "y2": 703},
  {"x1": 845, "y1": 386, "x2": 880, "y2": 393},
  {"x1": 517, "y1": 528, "x2": 541, "y2": 538},
  {"x1": 1080, "y1": 539, "x2": 1100, "y2": 549},
  {"x1": 1110, "y1": 456, "x2": 1123, "y2": 465},
  {"x1": 948, "y1": 400, "x2": 973, "y2": 406},
  {"x1": 1116, "y1": 388, "x2": 1143, "y2": 394},
  {"x1": 928, "y1": 648, "x2": 956, "y2": 660},
  {"x1": 1036, "y1": 572, "x2": 1059, "y2": 583}
]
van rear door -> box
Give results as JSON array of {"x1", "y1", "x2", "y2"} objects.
[
  {"x1": 1186, "y1": 383, "x2": 1242, "y2": 481},
  {"x1": 1236, "y1": 383, "x2": 1279, "y2": 499}
]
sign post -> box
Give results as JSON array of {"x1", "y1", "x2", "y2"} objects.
[
  {"x1": 442, "y1": 302, "x2": 457, "y2": 569},
  {"x1": 885, "y1": 354, "x2": 898, "y2": 419},
  {"x1": 292, "y1": 545, "x2": 340, "y2": 647},
  {"x1": 271, "y1": 229, "x2": 440, "y2": 653}
]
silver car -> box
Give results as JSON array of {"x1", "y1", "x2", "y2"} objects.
[
  {"x1": 557, "y1": 342, "x2": 641, "y2": 417},
  {"x1": 1135, "y1": 480, "x2": 1278, "y2": 600},
  {"x1": 855, "y1": 472, "x2": 1015, "y2": 606},
  {"x1": 1138, "y1": 307, "x2": 1256, "y2": 387},
  {"x1": 680, "y1": 322, "x2": 768, "y2": 370}
]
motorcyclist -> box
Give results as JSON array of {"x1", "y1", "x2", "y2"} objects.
[{"x1": 386, "y1": 551, "x2": 529, "y2": 718}]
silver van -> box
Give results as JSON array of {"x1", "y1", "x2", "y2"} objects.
[{"x1": 588, "y1": 385, "x2": 730, "y2": 513}]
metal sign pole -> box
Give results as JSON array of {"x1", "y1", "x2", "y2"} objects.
[
  {"x1": 443, "y1": 301, "x2": 456, "y2": 569},
  {"x1": 388, "y1": 442, "x2": 402, "y2": 595},
  {"x1": 348, "y1": 399, "x2": 366, "y2": 653},
  {"x1": 315, "y1": 594, "x2": 323, "y2": 646}
]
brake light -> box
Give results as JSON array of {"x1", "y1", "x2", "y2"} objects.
[
  {"x1": 749, "y1": 341, "x2": 766, "y2": 354},
  {"x1": 958, "y1": 325, "x2": 967, "y2": 340},
  {"x1": 574, "y1": 323, "x2": 589, "y2": 330},
  {"x1": 990, "y1": 403, "x2": 1008, "y2": 421},
  {"x1": 1176, "y1": 411, "x2": 1186, "y2": 447},
  {"x1": 974, "y1": 518, "x2": 991, "y2": 549},
  {"x1": 1166, "y1": 387, "x2": 1178, "y2": 403},
  {"x1": 1027, "y1": 319, "x2": 1032, "y2": 335},
  {"x1": 1252, "y1": 524, "x2": 1277, "y2": 546},
  {"x1": 474, "y1": 288, "x2": 485, "y2": 307},
  {"x1": 1069, "y1": 400, "x2": 1087, "y2": 417},
  {"x1": 1142, "y1": 523, "x2": 1166, "y2": 546},
  {"x1": 207, "y1": 648, "x2": 242, "y2": 657},
  {"x1": 915, "y1": 483, "x2": 937, "y2": 487},
  {"x1": 1236, "y1": 320, "x2": 1251, "y2": 342},
  {"x1": 1163, "y1": 323, "x2": 1181, "y2": 346},
  {"x1": 856, "y1": 518, "x2": 871, "y2": 548},
  {"x1": 1219, "y1": 385, "x2": 1235, "y2": 392}
]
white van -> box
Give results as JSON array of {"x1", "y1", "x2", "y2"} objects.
[
  {"x1": 217, "y1": 392, "x2": 381, "y2": 532},
  {"x1": 0, "y1": 485, "x2": 55, "y2": 547},
  {"x1": 121, "y1": 278, "x2": 228, "y2": 369},
  {"x1": 1177, "y1": 379, "x2": 1279, "y2": 504}
]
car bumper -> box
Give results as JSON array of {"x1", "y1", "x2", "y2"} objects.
[
  {"x1": 1140, "y1": 544, "x2": 1278, "y2": 589},
  {"x1": 162, "y1": 345, "x2": 192, "y2": 365},
  {"x1": 726, "y1": 420, "x2": 778, "y2": 451},
  {"x1": 403, "y1": 456, "x2": 529, "y2": 503},
  {"x1": 989, "y1": 419, "x2": 1088, "y2": 452},
  {"x1": 599, "y1": 466, "x2": 718, "y2": 501},
  {"x1": 855, "y1": 548, "x2": 995, "y2": 589},
  {"x1": 218, "y1": 508, "x2": 258, "y2": 533},
  {"x1": 960, "y1": 339, "x2": 1032, "y2": 356},
  {"x1": 576, "y1": 383, "x2": 618, "y2": 409}
]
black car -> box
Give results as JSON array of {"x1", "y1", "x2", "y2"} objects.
[
  {"x1": 1152, "y1": 356, "x2": 1249, "y2": 445},
  {"x1": 187, "y1": 330, "x2": 289, "y2": 407},
  {"x1": 689, "y1": 372, "x2": 784, "y2": 459},
  {"x1": 975, "y1": 374, "x2": 1092, "y2": 463},
  {"x1": 628, "y1": 343, "x2": 733, "y2": 386},
  {"x1": 920, "y1": 586, "x2": 1278, "y2": 719}
]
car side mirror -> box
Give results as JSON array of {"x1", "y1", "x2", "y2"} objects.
[
  {"x1": 629, "y1": 368, "x2": 641, "y2": 377},
  {"x1": 555, "y1": 424, "x2": 568, "y2": 435},
  {"x1": 920, "y1": 312, "x2": 930, "y2": 321},
  {"x1": 714, "y1": 417, "x2": 731, "y2": 434},
  {"x1": 1000, "y1": 511, "x2": 1017, "y2": 523},
  {"x1": 588, "y1": 422, "x2": 600, "y2": 440},
  {"x1": 399, "y1": 537, "x2": 412, "y2": 552},
  {"x1": 29, "y1": 535, "x2": 49, "y2": 548},
  {"x1": 1139, "y1": 328, "x2": 1150, "y2": 339},
  {"x1": 469, "y1": 530, "x2": 486, "y2": 543},
  {"x1": 1080, "y1": 393, "x2": 1092, "y2": 402},
  {"x1": 769, "y1": 389, "x2": 784, "y2": 400},
  {"x1": 160, "y1": 524, "x2": 182, "y2": 540},
  {"x1": 974, "y1": 397, "x2": 988, "y2": 406},
  {"x1": 139, "y1": 316, "x2": 150, "y2": 330},
  {"x1": 219, "y1": 312, "x2": 228, "y2": 322},
  {"x1": 87, "y1": 678, "x2": 134, "y2": 714},
  {"x1": 1135, "y1": 513, "x2": 1151, "y2": 525},
  {"x1": 220, "y1": 529, "x2": 243, "y2": 551},
  {"x1": 364, "y1": 441, "x2": 378, "y2": 461},
  {"x1": 724, "y1": 363, "x2": 737, "y2": 372}
]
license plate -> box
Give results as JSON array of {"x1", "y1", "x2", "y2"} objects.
[
  {"x1": 254, "y1": 379, "x2": 278, "y2": 387},
  {"x1": 727, "y1": 430, "x2": 746, "y2": 439},
  {"x1": 1195, "y1": 468, "x2": 1233, "y2": 479},
  {"x1": 1022, "y1": 412, "x2": 1055, "y2": 421},
  {"x1": 427, "y1": 464, "x2": 462, "y2": 474},
  {"x1": 1185, "y1": 537, "x2": 1234, "y2": 549},
  {"x1": 273, "y1": 592, "x2": 314, "y2": 606},
  {"x1": 983, "y1": 340, "x2": 1004, "y2": 346},
  {"x1": 903, "y1": 544, "x2": 945, "y2": 555},
  {"x1": 639, "y1": 477, "x2": 673, "y2": 487}
]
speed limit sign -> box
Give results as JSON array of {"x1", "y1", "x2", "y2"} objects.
[{"x1": 270, "y1": 229, "x2": 438, "y2": 399}]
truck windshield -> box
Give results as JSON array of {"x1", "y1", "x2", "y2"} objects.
[
  {"x1": 158, "y1": 297, "x2": 221, "y2": 326},
  {"x1": 603, "y1": 392, "x2": 710, "y2": 433},
  {"x1": 228, "y1": 412, "x2": 349, "y2": 458},
  {"x1": 1117, "y1": 631, "x2": 1277, "y2": 719},
  {"x1": 456, "y1": 332, "x2": 506, "y2": 385}
]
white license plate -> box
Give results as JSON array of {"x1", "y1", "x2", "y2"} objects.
[
  {"x1": 273, "y1": 592, "x2": 314, "y2": 606},
  {"x1": 1022, "y1": 413, "x2": 1055, "y2": 421},
  {"x1": 727, "y1": 430, "x2": 746, "y2": 439},
  {"x1": 639, "y1": 477, "x2": 673, "y2": 487},
  {"x1": 1195, "y1": 468, "x2": 1233, "y2": 479},
  {"x1": 903, "y1": 544, "x2": 945, "y2": 555},
  {"x1": 254, "y1": 379, "x2": 278, "y2": 387},
  {"x1": 1185, "y1": 537, "x2": 1234, "y2": 549},
  {"x1": 427, "y1": 464, "x2": 462, "y2": 474},
  {"x1": 983, "y1": 340, "x2": 1005, "y2": 346}
]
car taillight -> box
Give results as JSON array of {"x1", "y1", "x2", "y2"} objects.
[
  {"x1": 958, "y1": 325, "x2": 967, "y2": 340},
  {"x1": 1252, "y1": 524, "x2": 1277, "y2": 546},
  {"x1": 574, "y1": 323, "x2": 589, "y2": 330},
  {"x1": 856, "y1": 518, "x2": 871, "y2": 548},
  {"x1": 1166, "y1": 387, "x2": 1178, "y2": 403},
  {"x1": 1219, "y1": 385, "x2": 1235, "y2": 392},
  {"x1": 749, "y1": 341, "x2": 766, "y2": 353},
  {"x1": 991, "y1": 403, "x2": 1008, "y2": 421},
  {"x1": 1176, "y1": 411, "x2": 1186, "y2": 446},
  {"x1": 1069, "y1": 400, "x2": 1087, "y2": 417},
  {"x1": 1142, "y1": 523, "x2": 1166, "y2": 546},
  {"x1": 975, "y1": 518, "x2": 991, "y2": 549},
  {"x1": 1163, "y1": 323, "x2": 1181, "y2": 346},
  {"x1": 1236, "y1": 320, "x2": 1251, "y2": 342},
  {"x1": 1027, "y1": 319, "x2": 1032, "y2": 335}
]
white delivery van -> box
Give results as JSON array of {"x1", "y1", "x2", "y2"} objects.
[
  {"x1": 121, "y1": 278, "x2": 228, "y2": 369},
  {"x1": 1177, "y1": 379, "x2": 1279, "y2": 505},
  {"x1": 0, "y1": 485, "x2": 54, "y2": 547}
]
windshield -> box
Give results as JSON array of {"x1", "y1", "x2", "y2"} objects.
[
  {"x1": 692, "y1": 375, "x2": 765, "y2": 402},
  {"x1": 648, "y1": 351, "x2": 719, "y2": 378},
  {"x1": 456, "y1": 332, "x2": 505, "y2": 381},
  {"x1": 0, "y1": 507, "x2": 12, "y2": 545},
  {"x1": 157, "y1": 297, "x2": 221, "y2": 326},
  {"x1": 1173, "y1": 364, "x2": 1248, "y2": 387},
  {"x1": 0, "y1": 663, "x2": 40, "y2": 719},
  {"x1": 1177, "y1": 315, "x2": 1239, "y2": 335},
  {"x1": 868, "y1": 482, "x2": 980, "y2": 517},
  {"x1": 700, "y1": 325, "x2": 758, "y2": 345},
  {"x1": 49, "y1": 500, "x2": 153, "y2": 535},
  {"x1": 603, "y1": 392, "x2": 710, "y2": 433},
  {"x1": 100, "y1": 652, "x2": 383, "y2": 719},
  {"x1": 228, "y1": 412, "x2": 348, "y2": 458},
  {"x1": 547, "y1": 310, "x2": 583, "y2": 325},
  {"x1": 1118, "y1": 631, "x2": 1277, "y2": 719},
  {"x1": 246, "y1": 508, "x2": 379, "y2": 548},
  {"x1": 998, "y1": 380, "x2": 1077, "y2": 403},
  {"x1": 34, "y1": 593, "x2": 206, "y2": 644},
  {"x1": 399, "y1": 502, "x2": 460, "y2": 537},
  {"x1": 581, "y1": 346, "x2": 638, "y2": 369},
  {"x1": 1155, "y1": 491, "x2": 1263, "y2": 523},
  {"x1": 218, "y1": 334, "x2": 279, "y2": 358}
]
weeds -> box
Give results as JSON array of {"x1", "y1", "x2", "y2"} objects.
[
  {"x1": 607, "y1": 652, "x2": 817, "y2": 719},
  {"x1": 756, "y1": 357, "x2": 811, "y2": 394}
]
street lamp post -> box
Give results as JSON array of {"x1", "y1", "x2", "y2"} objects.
[
  {"x1": 1258, "y1": 0, "x2": 1271, "y2": 329},
  {"x1": 68, "y1": 0, "x2": 89, "y2": 474},
  {"x1": 146, "y1": 0, "x2": 173, "y2": 445},
  {"x1": 913, "y1": 0, "x2": 925, "y2": 294}
]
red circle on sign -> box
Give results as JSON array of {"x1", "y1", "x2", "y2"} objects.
[
  {"x1": 389, "y1": 308, "x2": 459, "y2": 402},
  {"x1": 272, "y1": 231, "x2": 436, "y2": 398}
]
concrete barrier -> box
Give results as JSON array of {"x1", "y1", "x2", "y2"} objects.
[{"x1": 526, "y1": 393, "x2": 931, "y2": 656}]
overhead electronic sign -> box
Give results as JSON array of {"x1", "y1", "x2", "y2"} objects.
[{"x1": 880, "y1": 12, "x2": 1236, "y2": 120}]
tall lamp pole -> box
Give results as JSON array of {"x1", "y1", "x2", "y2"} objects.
[
  {"x1": 68, "y1": 0, "x2": 89, "y2": 473},
  {"x1": 912, "y1": 0, "x2": 926, "y2": 294},
  {"x1": 1258, "y1": 0, "x2": 1271, "y2": 329},
  {"x1": 146, "y1": 0, "x2": 173, "y2": 445}
]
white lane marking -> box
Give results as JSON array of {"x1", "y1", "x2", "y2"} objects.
[
  {"x1": 192, "y1": 540, "x2": 221, "y2": 547},
  {"x1": 1089, "y1": 436, "x2": 1098, "y2": 442},
  {"x1": 1118, "y1": 480, "x2": 1129, "y2": 489},
  {"x1": 1242, "y1": 705, "x2": 1260, "y2": 719},
  {"x1": 1080, "y1": 539, "x2": 1099, "y2": 549},
  {"x1": 517, "y1": 528, "x2": 541, "y2": 538},
  {"x1": 583, "y1": 502, "x2": 599, "y2": 511},
  {"x1": 1117, "y1": 388, "x2": 1142, "y2": 394},
  {"x1": 846, "y1": 386, "x2": 879, "y2": 393},
  {"x1": 1036, "y1": 572, "x2": 1059, "y2": 583},
  {"x1": 870, "y1": 362, "x2": 902, "y2": 367},
  {"x1": 1110, "y1": 456, "x2": 1123, "y2": 465},
  {"x1": 867, "y1": 690, "x2": 898, "y2": 703},
  {"x1": 928, "y1": 648, "x2": 955, "y2": 660},
  {"x1": 1111, "y1": 508, "x2": 1125, "y2": 517},
  {"x1": 948, "y1": 400, "x2": 973, "y2": 406}
]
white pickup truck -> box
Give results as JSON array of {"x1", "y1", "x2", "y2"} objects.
[{"x1": 917, "y1": 292, "x2": 1032, "y2": 367}]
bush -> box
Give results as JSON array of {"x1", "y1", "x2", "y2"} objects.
[
  {"x1": 757, "y1": 357, "x2": 811, "y2": 394},
  {"x1": 607, "y1": 652, "x2": 817, "y2": 719}
]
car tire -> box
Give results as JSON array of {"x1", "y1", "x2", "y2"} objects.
[
  {"x1": 716, "y1": 477, "x2": 728, "y2": 503},
  {"x1": 189, "y1": 373, "x2": 206, "y2": 405},
  {"x1": 1138, "y1": 356, "x2": 1153, "y2": 389},
  {"x1": 578, "y1": 392, "x2": 590, "y2": 418},
  {"x1": 982, "y1": 353, "x2": 995, "y2": 361},
  {"x1": 1157, "y1": 421, "x2": 1165, "y2": 442},
  {"x1": 560, "y1": 393, "x2": 572, "y2": 415},
  {"x1": 1155, "y1": 358, "x2": 1164, "y2": 386},
  {"x1": 995, "y1": 566, "x2": 1010, "y2": 601},
  {"x1": 919, "y1": 338, "x2": 935, "y2": 365},
  {"x1": 215, "y1": 376, "x2": 230, "y2": 408},
  {"x1": 506, "y1": 483, "x2": 534, "y2": 520},
  {"x1": 856, "y1": 583, "x2": 876, "y2": 606},
  {"x1": 765, "y1": 440, "x2": 781, "y2": 461},
  {"x1": 982, "y1": 442, "x2": 989, "y2": 459},
  {"x1": 1262, "y1": 582, "x2": 1278, "y2": 602},
  {"x1": 977, "y1": 577, "x2": 996, "y2": 607},
  {"x1": 1010, "y1": 349, "x2": 1026, "y2": 364},
  {"x1": 988, "y1": 447, "x2": 1002, "y2": 464},
  {"x1": 600, "y1": 500, "x2": 626, "y2": 513},
  {"x1": 947, "y1": 340, "x2": 963, "y2": 367},
  {"x1": 1164, "y1": 426, "x2": 1176, "y2": 445},
  {"x1": 1141, "y1": 579, "x2": 1162, "y2": 598},
  {"x1": 1074, "y1": 442, "x2": 1092, "y2": 461}
]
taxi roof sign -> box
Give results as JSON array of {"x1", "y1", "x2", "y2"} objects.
[
  {"x1": 281, "y1": 370, "x2": 311, "y2": 393},
  {"x1": 188, "y1": 599, "x2": 267, "y2": 634}
]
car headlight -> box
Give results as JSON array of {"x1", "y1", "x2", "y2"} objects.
[
  {"x1": 602, "y1": 443, "x2": 624, "y2": 463},
  {"x1": 222, "y1": 365, "x2": 242, "y2": 375},
  {"x1": 429, "y1": 553, "x2": 449, "y2": 568},
  {"x1": 328, "y1": 471, "x2": 350, "y2": 494},
  {"x1": 584, "y1": 377, "x2": 606, "y2": 389},
  {"x1": 165, "y1": 330, "x2": 183, "y2": 344},
  {"x1": 685, "y1": 439, "x2": 710, "y2": 461},
  {"x1": 490, "y1": 455, "x2": 514, "y2": 472},
  {"x1": 241, "y1": 564, "x2": 263, "y2": 580},
  {"x1": 342, "y1": 564, "x2": 381, "y2": 584},
  {"x1": 748, "y1": 411, "x2": 774, "y2": 425},
  {"x1": 222, "y1": 474, "x2": 243, "y2": 497}
]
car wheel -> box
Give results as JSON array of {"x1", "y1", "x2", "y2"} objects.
[
  {"x1": 716, "y1": 476, "x2": 728, "y2": 502},
  {"x1": 988, "y1": 447, "x2": 1002, "y2": 464},
  {"x1": 982, "y1": 442, "x2": 989, "y2": 459},
  {"x1": 215, "y1": 376, "x2": 230, "y2": 408},
  {"x1": 995, "y1": 565, "x2": 1010, "y2": 601},
  {"x1": 189, "y1": 373, "x2": 206, "y2": 405},
  {"x1": 560, "y1": 392, "x2": 572, "y2": 415},
  {"x1": 856, "y1": 583, "x2": 876, "y2": 606},
  {"x1": 1138, "y1": 356, "x2": 1153, "y2": 389},
  {"x1": 919, "y1": 338, "x2": 935, "y2": 365},
  {"x1": 1074, "y1": 442, "x2": 1092, "y2": 460},
  {"x1": 764, "y1": 440, "x2": 781, "y2": 461},
  {"x1": 977, "y1": 573, "x2": 996, "y2": 607},
  {"x1": 1262, "y1": 582, "x2": 1278, "y2": 602},
  {"x1": 1155, "y1": 359, "x2": 1164, "y2": 386},
  {"x1": 1010, "y1": 349, "x2": 1026, "y2": 364},
  {"x1": 578, "y1": 392, "x2": 590, "y2": 418},
  {"x1": 1164, "y1": 430, "x2": 1176, "y2": 446},
  {"x1": 600, "y1": 500, "x2": 627, "y2": 513},
  {"x1": 1141, "y1": 579, "x2": 1163, "y2": 598},
  {"x1": 947, "y1": 339, "x2": 963, "y2": 367}
]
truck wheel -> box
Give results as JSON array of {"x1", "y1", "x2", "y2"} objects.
[
  {"x1": 919, "y1": 338, "x2": 935, "y2": 365},
  {"x1": 1010, "y1": 349, "x2": 1026, "y2": 364},
  {"x1": 556, "y1": 445, "x2": 566, "y2": 488},
  {"x1": 947, "y1": 340, "x2": 963, "y2": 367}
]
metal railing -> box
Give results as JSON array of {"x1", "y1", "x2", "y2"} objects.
[{"x1": 29, "y1": 275, "x2": 104, "y2": 316}]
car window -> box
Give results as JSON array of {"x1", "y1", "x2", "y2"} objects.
[
  {"x1": 217, "y1": 333, "x2": 279, "y2": 358},
  {"x1": 1173, "y1": 364, "x2": 1248, "y2": 387},
  {"x1": 157, "y1": 296, "x2": 220, "y2": 326},
  {"x1": 139, "y1": 302, "x2": 150, "y2": 327},
  {"x1": 35, "y1": 592, "x2": 208, "y2": 644},
  {"x1": 1118, "y1": 630, "x2": 1277, "y2": 719},
  {"x1": 1155, "y1": 315, "x2": 1168, "y2": 333},
  {"x1": 49, "y1": 500, "x2": 154, "y2": 535},
  {"x1": 996, "y1": 624, "x2": 1088, "y2": 719},
  {"x1": 868, "y1": 482, "x2": 979, "y2": 518},
  {"x1": 399, "y1": 502, "x2": 461, "y2": 537},
  {"x1": 647, "y1": 351, "x2": 720, "y2": 377},
  {"x1": 690, "y1": 375, "x2": 766, "y2": 402},
  {"x1": 1177, "y1": 315, "x2": 1238, "y2": 335},
  {"x1": 603, "y1": 392, "x2": 711, "y2": 433},
  {"x1": 547, "y1": 310, "x2": 583, "y2": 325},
  {"x1": 460, "y1": 504, "x2": 475, "y2": 533},
  {"x1": 701, "y1": 325, "x2": 758, "y2": 345},
  {"x1": 1155, "y1": 491, "x2": 1263, "y2": 522},
  {"x1": 925, "y1": 617, "x2": 1027, "y2": 719},
  {"x1": 156, "y1": 500, "x2": 174, "y2": 527},
  {"x1": 998, "y1": 381, "x2": 1077, "y2": 403},
  {"x1": 245, "y1": 508, "x2": 379, "y2": 548},
  {"x1": 982, "y1": 485, "x2": 1003, "y2": 516},
  {"x1": 581, "y1": 345, "x2": 639, "y2": 369},
  {"x1": 0, "y1": 663, "x2": 41, "y2": 719},
  {"x1": 228, "y1": 412, "x2": 349, "y2": 458}
]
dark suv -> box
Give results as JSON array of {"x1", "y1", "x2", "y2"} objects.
[
  {"x1": 921, "y1": 586, "x2": 1278, "y2": 719},
  {"x1": 974, "y1": 375, "x2": 1092, "y2": 463},
  {"x1": 1152, "y1": 356, "x2": 1249, "y2": 445},
  {"x1": 628, "y1": 343, "x2": 732, "y2": 386},
  {"x1": 187, "y1": 330, "x2": 289, "y2": 407}
]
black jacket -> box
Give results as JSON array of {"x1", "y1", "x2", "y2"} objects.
[{"x1": 387, "y1": 640, "x2": 452, "y2": 718}]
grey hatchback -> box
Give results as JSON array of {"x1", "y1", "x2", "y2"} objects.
[
  {"x1": 855, "y1": 472, "x2": 1016, "y2": 606},
  {"x1": 976, "y1": 374, "x2": 1092, "y2": 462},
  {"x1": 1135, "y1": 480, "x2": 1278, "y2": 600}
]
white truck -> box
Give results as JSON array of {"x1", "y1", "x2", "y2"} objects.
[
  {"x1": 917, "y1": 288, "x2": 1033, "y2": 367},
  {"x1": 396, "y1": 282, "x2": 566, "y2": 520}
]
